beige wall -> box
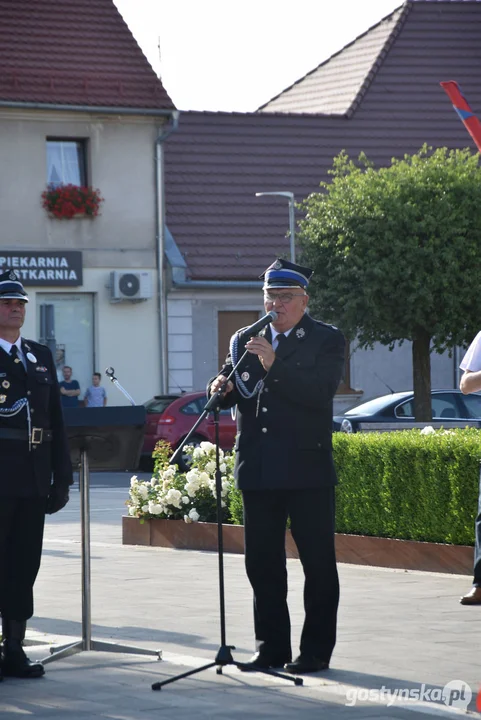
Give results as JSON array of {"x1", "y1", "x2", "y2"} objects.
[
  {"x1": 0, "y1": 107, "x2": 160, "y2": 268},
  {"x1": 0, "y1": 106, "x2": 168, "y2": 405}
]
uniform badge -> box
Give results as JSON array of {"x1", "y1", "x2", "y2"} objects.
[
  {"x1": 274, "y1": 260, "x2": 282, "y2": 269},
  {"x1": 36, "y1": 366, "x2": 48, "y2": 372},
  {"x1": 2, "y1": 380, "x2": 10, "y2": 389},
  {"x1": 26, "y1": 352, "x2": 37, "y2": 363},
  {"x1": 0, "y1": 395, "x2": 6, "y2": 404},
  {"x1": 296, "y1": 328, "x2": 306, "y2": 339},
  {"x1": 9, "y1": 271, "x2": 17, "y2": 281},
  {"x1": 241, "y1": 372, "x2": 250, "y2": 381}
]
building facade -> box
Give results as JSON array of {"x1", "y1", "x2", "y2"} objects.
[{"x1": 0, "y1": 0, "x2": 176, "y2": 405}]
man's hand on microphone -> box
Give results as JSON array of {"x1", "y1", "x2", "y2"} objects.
[
  {"x1": 210, "y1": 375, "x2": 234, "y2": 396},
  {"x1": 246, "y1": 337, "x2": 276, "y2": 371}
]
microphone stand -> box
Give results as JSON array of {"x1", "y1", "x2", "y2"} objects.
[
  {"x1": 105, "y1": 366, "x2": 136, "y2": 406},
  {"x1": 151, "y1": 335, "x2": 302, "y2": 690},
  {"x1": 169, "y1": 311, "x2": 277, "y2": 469},
  {"x1": 43, "y1": 367, "x2": 161, "y2": 665}
]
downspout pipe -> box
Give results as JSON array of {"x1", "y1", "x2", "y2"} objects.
[{"x1": 155, "y1": 110, "x2": 180, "y2": 394}]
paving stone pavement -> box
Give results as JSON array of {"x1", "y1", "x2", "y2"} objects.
[{"x1": 1, "y1": 474, "x2": 480, "y2": 719}]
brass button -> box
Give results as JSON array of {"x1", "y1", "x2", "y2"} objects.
[
  {"x1": 31, "y1": 408, "x2": 35, "y2": 414},
  {"x1": 262, "y1": 427, "x2": 267, "y2": 433},
  {"x1": 27, "y1": 391, "x2": 32, "y2": 396},
  {"x1": 262, "y1": 407, "x2": 267, "y2": 412}
]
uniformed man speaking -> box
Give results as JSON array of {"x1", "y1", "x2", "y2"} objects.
[
  {"x1": 210, "y1": 258, "x2": 345, "y2": 675},
  {"x1": 0, "y1": 270, "x2": 72, "y2": 680}
]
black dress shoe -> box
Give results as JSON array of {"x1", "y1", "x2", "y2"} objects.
[
  {"x1": 2, "y1": 646, "x2": 45, "y2": 679},
  {"x1": 284, "y1": 654, "x2": 329, "y2": 674},
  {"x1": 239, "y1": 651, "x2": 291, "y2": 671},
  {"x1": 1, "y1": 619, "x2": 45, "y2": 678}
]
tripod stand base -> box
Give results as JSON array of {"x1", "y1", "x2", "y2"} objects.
[
  {"x1": 151, "y1": 645, "x2": 302, "y2": 690},
  {"x1": 42, "y1": 639, "x2": 161, "y2": 664}
]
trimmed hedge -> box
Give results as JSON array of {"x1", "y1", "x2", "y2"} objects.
[
  {"x1": 333, "y1": 429, "x2": 481, "y2": 545},
  {"x1": 228, "y1": 429, "x2": 481, "y2": 545}
]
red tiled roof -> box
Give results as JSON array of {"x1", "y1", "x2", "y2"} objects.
[
  {"x1": 0, "y1": 0, "x2": 174, "y2": 110},
  {"x1": 166, "y1": 1, "x2": 481, "y2": 281}
]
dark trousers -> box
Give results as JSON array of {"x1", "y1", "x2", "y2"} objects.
[
  {"x1": 474, "y1": 469, "x2": 481, "y2": 586},
  {"x1": 242, "y1": 487, "x2": 339, "y2": 663},
  {"x1": 0, "y1": 497, "x2": 46, "y2": 620}
]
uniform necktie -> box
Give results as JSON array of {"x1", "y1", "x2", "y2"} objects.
[
  {"x1": 274, "y1": 333, "x2": 286, "y2": 351},
  {"x1": 10, "y1": 344, "x2": 25, "y2": 371}
]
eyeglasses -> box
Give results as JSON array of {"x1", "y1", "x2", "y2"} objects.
[{"x1": 264, "y1": 292, "x2": 306, "y2": 304}]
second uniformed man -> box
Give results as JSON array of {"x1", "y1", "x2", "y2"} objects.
[
  {"x1": 0, "y1": 270, "x2": 73, "y2": 680},
  {"x1": 209, "y1": 258, "x2": 345, "y2": 674}
]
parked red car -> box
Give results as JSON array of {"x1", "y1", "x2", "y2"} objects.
[{"x1": 140, "y1": 391, "x2": 237, "y2": 470}]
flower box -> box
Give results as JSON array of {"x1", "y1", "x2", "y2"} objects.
[
  {"x1": 124, "y1": 440, "x2": 474, "y2": 576},
  {"x1": 42, "y1": 184, "x2": 103, "y2": 219},
  {"x1": 47, "y1": 211, "x2": 90, "y2": 220},
  {"x1": 121, "y1": 516, "x2": 474, "y2": 575}
]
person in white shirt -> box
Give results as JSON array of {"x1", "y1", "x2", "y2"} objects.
[{"x1": 459, "y1": 331, "x2": 481, "y2": 605}]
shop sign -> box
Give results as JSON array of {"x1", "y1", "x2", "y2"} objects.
[{"x1": 0, "y1": 251, "x2": 83, "y2": 286}]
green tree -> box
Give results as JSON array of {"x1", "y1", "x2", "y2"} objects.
[{"x1": 298, "y1": 145, "x2": 481, "y2": 420}]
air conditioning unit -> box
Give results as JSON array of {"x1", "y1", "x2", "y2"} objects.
[{"x1": 109, "y1": 271, "x2": 152, "y2": 302}]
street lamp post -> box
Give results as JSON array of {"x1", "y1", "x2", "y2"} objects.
[{"x1": 255, "y1": 191, "x2": 296, "y2": 263}]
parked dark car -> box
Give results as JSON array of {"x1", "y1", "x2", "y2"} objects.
[
  {"x1": 333, "y1": 390, "x2": 481, "y2": 433},
  {"x1": 140, "y1": 391, "x2": 237, "y2": 470}
]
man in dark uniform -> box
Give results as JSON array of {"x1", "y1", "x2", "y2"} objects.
[
  {"x1": 0, "y1": 270, "x2": 72, "y2": 680},
  {"x1": 210, "y1": 258, "x2": 345, "y2": 674}
]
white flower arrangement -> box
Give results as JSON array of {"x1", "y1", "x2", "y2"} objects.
[
  {"x1": 127, "y1": 440, "x2": 235, "y2": 523},
  {"x1": 420, "y1": 425, "x2": 456, "y2": 436},
  {"x1": 420, "y1": 426, "x2": 436, "y2": 435}
]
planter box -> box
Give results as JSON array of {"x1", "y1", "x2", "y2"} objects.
[
  {"x1": 47, "y1": 212, "x2": 92, "y2": 219},
  {"x1": 122, "y1": 516, "x2": 473, "y2": 576}
]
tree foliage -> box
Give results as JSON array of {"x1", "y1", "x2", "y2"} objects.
[{"x1": 298, "y1": 145, "x2": 481, "y2": 419}]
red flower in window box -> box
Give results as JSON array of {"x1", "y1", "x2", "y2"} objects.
[{"x1": 41, "y1": 184, "x2": 104, "y2": 219}]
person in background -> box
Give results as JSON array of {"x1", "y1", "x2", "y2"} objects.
[
  {"x1": 0, "y1": 270, "x2": 72, "y2": 680},
  {"x1": 459, "y1": 330, "x2": 481, "y2": 605},
  {"x1": 209, "y1": 258, "x2": 345, "y2": 675},
  {"x1": 84, "y1": 372, "x2": 107, "y2": 408},
  {"x1": 59, "y1": 365, "x2": 80, "y2": 408}
]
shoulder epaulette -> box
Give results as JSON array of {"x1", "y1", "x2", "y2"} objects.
[{"x1": 314, "y1": 319, "x2": 339, "y2": 332}]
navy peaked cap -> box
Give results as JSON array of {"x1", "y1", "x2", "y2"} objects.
[
  {"x1": 0, "y1": 270, "x2": 29, "y2": 301},
  {"x1": 260, "y1": 258, "x2": 313, "y2": 289}
]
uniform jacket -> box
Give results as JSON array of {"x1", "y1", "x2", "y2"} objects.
[
  {"x1": 210, "y1": 312, "x2": 345, "y2": 490},
  {"x1": 0, "y1": 339, "x2": 73, "y2": 498}
]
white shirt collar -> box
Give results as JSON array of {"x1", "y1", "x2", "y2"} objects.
[
  {"x1": 0, "y1": 335, "x2": 22, "y2": 355},
  {"x1": 270, "y1": 326, "x2": 293, "y2": 342}
]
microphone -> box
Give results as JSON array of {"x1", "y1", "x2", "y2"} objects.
[
  {"x1": 240, "y1": 310, "x2": 278, "y2": 338},
  {"x1": 105, "y1": 367, "x2": 116, "y2": 381}
]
